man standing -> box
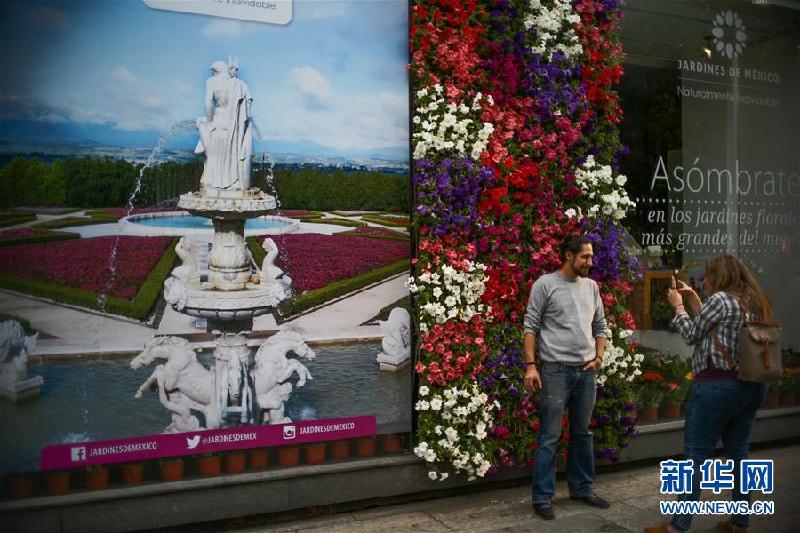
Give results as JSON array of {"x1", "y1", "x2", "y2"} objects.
[{"x1": 523, "y1": 235, "x2": 611, "y2": 520}]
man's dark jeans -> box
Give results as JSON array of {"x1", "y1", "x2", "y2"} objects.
[
  {"x1": 532, "y1": 361, "x2": 597, "y2": 504},
  {"x1": 670, "y1": 380, "x2": 768, "y2": 531}
]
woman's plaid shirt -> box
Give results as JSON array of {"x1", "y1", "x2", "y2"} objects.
[{"x1": 670, "y1": 291, "x2": 744, "y2": 375}]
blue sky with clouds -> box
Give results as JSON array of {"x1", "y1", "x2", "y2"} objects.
[{"x1": 0, "y1": 0, "x2": 408, "y2": 151}]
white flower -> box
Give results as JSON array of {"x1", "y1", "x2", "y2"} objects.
[{"x1": 428, "y1": 471, "x2": 438, "y2": 480}]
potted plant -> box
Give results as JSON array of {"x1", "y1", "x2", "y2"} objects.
[
  {"x1": 120, "y1": 462, "x2": 144, "y2": 485},
  {"x1": 329, "y1": 440, "x2": 350, "y2": 460},
  {"x1": 197, "y1": 453, "x2": 221, "y2": 477},
  {"x1": 10, "y1": 472, "x2": 35, "y2": 499},
  {"x1": 658, "y1": 355, "x2": 691, "y2": 419},
  {"x1": 248, "y1": 448, "x2": 269, "y2": 470},
  {"x1": 635, "y1": 371, "x2": 665, "y2": 423},
  {"x1": 304, "y1": 442, "x2": 326, "y2": 465},
  {"x1": 277, "y1": 446, "x2": 300, "y2": 467},
  {"x1": 355, "y1": 436, "x2": 376, "y2": 458},
  {"x1": 224, "y1": 452, "x2": 246, "y2": 474},
  {"x1": 159, "y1": 457, "x2": 184, "y2": 482},
  {"x1": 44, "y1": 470, "x2": 70, "y2": 495},
  {"x1": 84, "y1": 465, "x2": 109, "y2": 491},
  {"x1": 764, "y1": 385, "x2": 780, "y2": 408},
  {"x1": 380, "y1": 433, "x2": 403, "y2": 454}
]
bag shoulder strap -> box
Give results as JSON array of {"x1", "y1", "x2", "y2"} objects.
[{"x1": 710, "y1": 292, "x2": 742, "y2": 366}]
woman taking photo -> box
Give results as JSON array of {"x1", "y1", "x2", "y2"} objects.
[{"x1": 646, "y1": 255, "x2": 774, "y2": 533}]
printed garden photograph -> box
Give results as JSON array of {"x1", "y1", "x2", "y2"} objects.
[{"x1": 0, "y1": 0, "x2": 412, "y2": 478}]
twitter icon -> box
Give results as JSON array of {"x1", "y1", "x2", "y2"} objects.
[{"x1": 186, "y1": 435, "x2": 201, "y2": 450}]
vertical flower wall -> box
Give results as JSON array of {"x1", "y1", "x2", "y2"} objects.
[{"x1": 410, "y1": 0, "x2": 643, "y2": 480}]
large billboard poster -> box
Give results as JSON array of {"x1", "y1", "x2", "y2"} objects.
[{"x1": 0, "y1": 0, "x2": 411, "y2": 475}]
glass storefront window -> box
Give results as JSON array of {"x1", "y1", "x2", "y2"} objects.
[{"x1": 620, "y1": 0, "x2": 800, "y2": 347}]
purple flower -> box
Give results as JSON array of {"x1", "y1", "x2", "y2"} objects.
[
  {"x1": 413, "y1": 157, "x2": 495, "y2": 238},
  {"x1": 579, "y1": 217, "x2": 640, "y2": 282}
]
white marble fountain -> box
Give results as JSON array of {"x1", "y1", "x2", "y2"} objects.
[{"x1": 133, "y1": 58, "x2": 313, "y2": 433}]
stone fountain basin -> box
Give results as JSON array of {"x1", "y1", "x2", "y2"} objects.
[
  {"x1": 177, "y1": 283, "x2": 284, "y2": 320},
  {"x1": 121, "y1": 211, "x2": 300, "y2": 236}
]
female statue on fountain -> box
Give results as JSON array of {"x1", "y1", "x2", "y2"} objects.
[{"x1": 195, "y1": 57, "x2": 253, "y2": 190}]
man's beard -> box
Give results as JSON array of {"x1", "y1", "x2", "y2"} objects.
[{"x1": 573, "y1": 263, "x2": 590, "y2": 277}]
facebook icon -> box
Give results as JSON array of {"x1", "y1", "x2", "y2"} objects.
[
  {"x1": 741, "y1": 459, "x2": 774, "y2": 495},
  {"x1": 660, "y1": 459, "x2": 694, "y2": 494},
  {"x1": 70, "y1": 446, "x2": 87, "y2": 462}
]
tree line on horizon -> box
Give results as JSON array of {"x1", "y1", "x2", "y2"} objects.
[{"x1": 0, "y1": 156, "x2": 409, "y2": 212}]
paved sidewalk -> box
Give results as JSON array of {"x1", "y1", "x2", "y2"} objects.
[{"x1": 233, "y1": 444, "x2": 799, "y2": 533}]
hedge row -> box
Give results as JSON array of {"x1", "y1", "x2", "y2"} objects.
[
  {"x1": 298, "y1": 217, "x2": 366, "y2": 227},
  {"x1": 277, "y1": 259, "x2": 409, "y2": 318},
  {"x1": 360, "y1": 214, "x2": 409, "y2": 227},
  {"x1": 33, "y1": 214, "x2": 117, "y2": 229},
  {"x1": 0, "y1": 231, "x2": 79, "y2": 248},
  {"x1": 0, "y1": 213, "x2": 37, "y2": 228},
  {"x1": 0, "y1": 237, "x2": 178, "y2": 320},
  {"x1": 0, "y1": 313, "x2": 35, "y2": 334},
  {"x1": 338, "y1": 228, "x2": 409, "y2": 242},
  {"x1": 366, "y1": 295, "x2": 412, "y2": 324}
]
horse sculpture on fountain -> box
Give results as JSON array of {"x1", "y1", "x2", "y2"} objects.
[
  {"x1": 131, "y1": 336, "x2": 221, "y2": 433},
  {"x1": 252, "y1": 331, "x2": 315, "y2": 424},
  {"x1": 132, "y1": 332, "x2": 317, "y2": 431}
]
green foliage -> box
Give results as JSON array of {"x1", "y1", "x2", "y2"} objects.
[
  {"x1": 0, "y1": 157, "x2": 408, "y2": 213},
  {"x1": 366, "y1": 295, "x2": 412, "y2": 323},
  {"x1": 33, "y1": 215, "x2": 117, "y2": 229},
  {"x1": 298, "y1": 216, "x2": 365, "y2": 227},
  {"x1": 650, "y1": 294, "x2": 673, "y2": 330},
  {"x1": 0, "y1": 313, "x2": 35, "y2": 334},
  {"x1": 360, "y1": 214, "x2": 409, "y2": 227},
  {"x1": 338, "y1": 228, "x2": 409, "y2": 242},
  {"x1": 0, "y1": 238, "x2": 177, "y2": 320},
  {"x1": 0, "y1": 213, "x2": 37, "y2": 227},
  {"x1": 273, "y1": 167, "x2": 409, "y2": 212},
  {"x1": 0, "y1": 230, "x2": 79, "y2": 247},
  {"x1": 636, "y1": 382, "x2": 664, "y2": 408},
  {"x1": 137, "y1": 160, "x2": 203, "y2": 206},
  {"x1": 278, "y1": 260, "x2": 408, "y2": 318},
  {"x1": 246, "y1": 237, "x2": 266, "y2": 267}
]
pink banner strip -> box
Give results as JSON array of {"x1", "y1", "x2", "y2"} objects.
[{"x1": 40, "y1": 416, "x2": 376, "y2": 471}]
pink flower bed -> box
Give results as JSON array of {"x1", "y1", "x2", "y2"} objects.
[
  {"x1": 348, "y1": 226, "x2": 409, "y2": 239},
  {"x1": 0, "y1": 228, "x2": 47, "y2": 241},
  {"x1": 268, "y1": 234, "x2": 409, "y2": 292},
  {"x1": 0, "y1": 236, "x2": 172, "y2": 299}
]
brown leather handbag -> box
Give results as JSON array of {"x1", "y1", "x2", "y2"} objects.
[{"x1": 712, "y1": 295, "x2": 783, "y2": 383}]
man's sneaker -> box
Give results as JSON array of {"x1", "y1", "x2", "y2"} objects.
[
  {"x1": 570, "y1": 493, "x2": 611, "y2": 509},
  {"x1": 532, "y1": 502, "x2": 555, "y2": 520}
]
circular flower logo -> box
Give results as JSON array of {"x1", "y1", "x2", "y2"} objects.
[{"x1": 712, "y1": 10, "x2": 747, "y2": 60}]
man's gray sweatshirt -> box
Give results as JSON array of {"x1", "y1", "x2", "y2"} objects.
[{"x1": 523, "y1": 271, "x2": 611, "y2": 365}]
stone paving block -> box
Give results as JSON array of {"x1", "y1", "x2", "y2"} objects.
[
  {"x1": 339, "y1": 511, "x2": 453, "y2": 533},
  {"x1": 510, "y1": 511, "x2": 632, "y2": 532}
]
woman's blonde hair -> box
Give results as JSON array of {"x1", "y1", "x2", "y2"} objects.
[{"x1": 705, "y1": 255, "x2": 774, "y2": 321}]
